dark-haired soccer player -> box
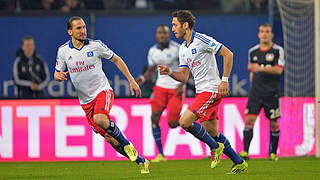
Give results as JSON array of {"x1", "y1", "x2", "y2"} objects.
[
  {"x1": 136, "y1": 24, "x2": 184, "y2": 162},
  {"x1": 54, "y1": 16, "x2": 150, "y2": 174},
  {"x1": 158, "y1": 10, "x2": 248, "y2": 174},
  {"x1": 239, "y1": 23, "x2": 285, "y2": 161}
]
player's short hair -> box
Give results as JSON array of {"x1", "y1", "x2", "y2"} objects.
[
  {"x1": 259, "y1": 23, "x2": 273, "y2": 33},
  {"x1": 67, "y1": 16, "x2": 83, "y2": 30},
  {"x1": 22, "y1": 35, "x2": 34, "y2": 45},
  {"x1": 172, "y1": 10, "x2": 195, "y2": 30}
]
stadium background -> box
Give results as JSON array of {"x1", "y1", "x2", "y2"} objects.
[{"x1": 0, "y1": 14, "x2": 284, "y2": 97}]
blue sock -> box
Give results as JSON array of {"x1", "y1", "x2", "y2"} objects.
[
  {"x1": 214, "y1": 132, "x2": 243, "y2": 164},
  {"x1": 106, "y1": 120, "x2": 130, "y2": 146},
  {"x1": 116, "y1": 143, "x2": 145, "y2": 164},
  {"x1": 186, "y1": 122, "x2": 219, "y2": 150},
  {"x1": 152, "y1": 124, "x2": 164, "y2": 155}
]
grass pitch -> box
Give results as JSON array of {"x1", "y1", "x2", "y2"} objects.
[{"x1": 0, "y1": 157, "x2": 319, "y2": 180}]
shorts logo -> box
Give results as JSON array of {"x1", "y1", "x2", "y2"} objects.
[
  {"x1": 266, "y1": 53, "x2": 274, "y2": 61},
  {"x1": 68, "y1": 56, "x2": 73, "y2": 60},
  {"x1": 191, "y1": 48, "x2": 197, "y2": 54},
  {"x1": 87, "y1": 51, "x2": 94, "y2": 57}
]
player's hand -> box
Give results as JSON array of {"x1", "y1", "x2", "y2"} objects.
[
  {"x1": 157, "y1": 65, "x2": 169, "y2": 75},
  {"x1": 218, "y1": 82, "x2": 230, "y2": 96},
  {"x1": 30, "y1": 82, "x2": 38, "y2": 91},
  {"x1": 249, "y1": 63, "x2": 262, "y2": 72},
  {"x1": 129, "y1": 80, "x2": 141, "y2": 97},
  {"x1": 55, "y1": 71, "x2": 69, "y2": 81}
]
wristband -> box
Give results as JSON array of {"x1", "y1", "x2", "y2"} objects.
[
  {"x1": 139, "y1": 75, "x2": 145, "y2": 83},
  {"x1": 221, "y1": 76, "x2": 229, "y2": 82},
  {"x1": 168, "y1": 68, "x2": 173, "y2": 76}
]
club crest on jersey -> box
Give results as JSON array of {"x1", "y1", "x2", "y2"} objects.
[
  {"x1": 265, "y1": 53, "x2": 274, "y2": 61},
  {"x1": 191, "y1": 48, "x2": 197, "y2": 54},
  {"x1": 87, "y1": 51, "x2": 94, "y2": 57}
]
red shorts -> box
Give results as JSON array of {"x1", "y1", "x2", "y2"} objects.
[
  {"x1": 81, "y1": 89, "x2": 114, "y2": 137},
  {"x1": 150, "y1": 86, "x2": 184, "y2": 121},
  {"x1": 187, "y1": 92, "x2": 222, "y2": 122}
]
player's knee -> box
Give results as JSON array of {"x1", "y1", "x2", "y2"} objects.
[
  {"x1": 94, "y1": 115, "x2": 109, "y2": 129},
  {"x1": 179, "y1": 120, "x2": 191, "y2": 130},
  {"x1": 168, "y1": 120, "x2": 179, "y2": 128},
  {"x1": 270, "y1": 119, "x2": 279, "y2": 129},
  {"x1": 245, "y1": 115, "x2": 257, "y2": 126},
  {"x1": 151, "y1": 112, "x2": 161, "y2": 124}
]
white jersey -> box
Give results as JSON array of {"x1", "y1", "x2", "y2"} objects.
[
  {"x1": 179, "y1": 32, "x2": 223, "y2": 93},
  {"x1": 55, "y1": 39, "x2": 113, "y2": 105},
  {"x1": 148, "y1": 40, "x2": 180, "y2": 89}
]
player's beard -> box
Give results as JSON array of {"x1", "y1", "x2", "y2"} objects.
[{"x1": 75, "y1": 35, "x2": 87, "y2": 43}]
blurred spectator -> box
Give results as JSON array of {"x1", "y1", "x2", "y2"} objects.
[
  {"x1": 13, "y1": 36, "x2": 50, "y2": 98},
  {"x1": 0, "y1": 0, "x2": 15, "y2": 11},
  {"x1": 83, "y1": 0, "x2": 104, "y2": 10},
  {"x1": 221, "y1": 0, "x2": 250, "y2": 12},
  {"x1": 20, "y1": 0, "x2": 60, "y2": 10},
  {"x1": 152, "y1": 0, "x2": 220, "y2": 10},
  {"x1": 103, "y1": 0, "x2": 134, "y2": 9},
  {"x1": 60, "y1": 0, "x2": 86, "y2": 13},
  {"x1": 250, "y1": 0, "x2": 268, "y2": 11},
  {"x1": 152, "y1": 0, "x2": 177, "y2": 10}
]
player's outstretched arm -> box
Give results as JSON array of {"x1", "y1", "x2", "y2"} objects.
[
  {"x1": 111, "y1": 54, "x2": 141, "y2": 97},
  {"x1": 54, "y1": 71, "x2": 69, "y2": 82},
  {"x1": 158, "y1": 65, "x2": 190, "y2": 83}
]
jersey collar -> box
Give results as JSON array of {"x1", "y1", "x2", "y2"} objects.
[
  {"x1": 69, "y1": 38, "x2": 89, "y2": 50},
  {"x1": 156, "y1": 41, "x2": 169, "y2": 49},
  {"x1": 185, "y1": 31, "x2": 195, "y2": 48}
]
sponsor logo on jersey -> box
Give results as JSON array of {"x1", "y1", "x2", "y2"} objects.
[
  {"x1": 191, "y1": 48, "x2": 197, "y2": 54},
  {"x1": 87, "y1": 51, "x2": 94, "y2": 57},
  {"x1": 187, "y1": 58, "x2": 201, "y2": 68},
  {"x1": 266, "y1": 53, "x2": 274, "y2": 62}
]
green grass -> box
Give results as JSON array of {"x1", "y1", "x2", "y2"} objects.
[{"x1": 0, "y1": 157, "x2": 319, "y2": 180}]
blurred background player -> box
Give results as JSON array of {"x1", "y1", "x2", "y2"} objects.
[
  {"x1": 239, "y1": 23, "x2": 285, "y2": 161},
  {"x1": 136, "y1": 24, "x2": 184, "y2": 162},
  {"x1": 159, "y1": 10, "x2": 248, "y2": 174},
  {"x1": 13, "y1": 35, "x2": 50, "y2": 98},
  {"x1": 54, "y1": 16, "x2": 150, "y2": 174}
]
